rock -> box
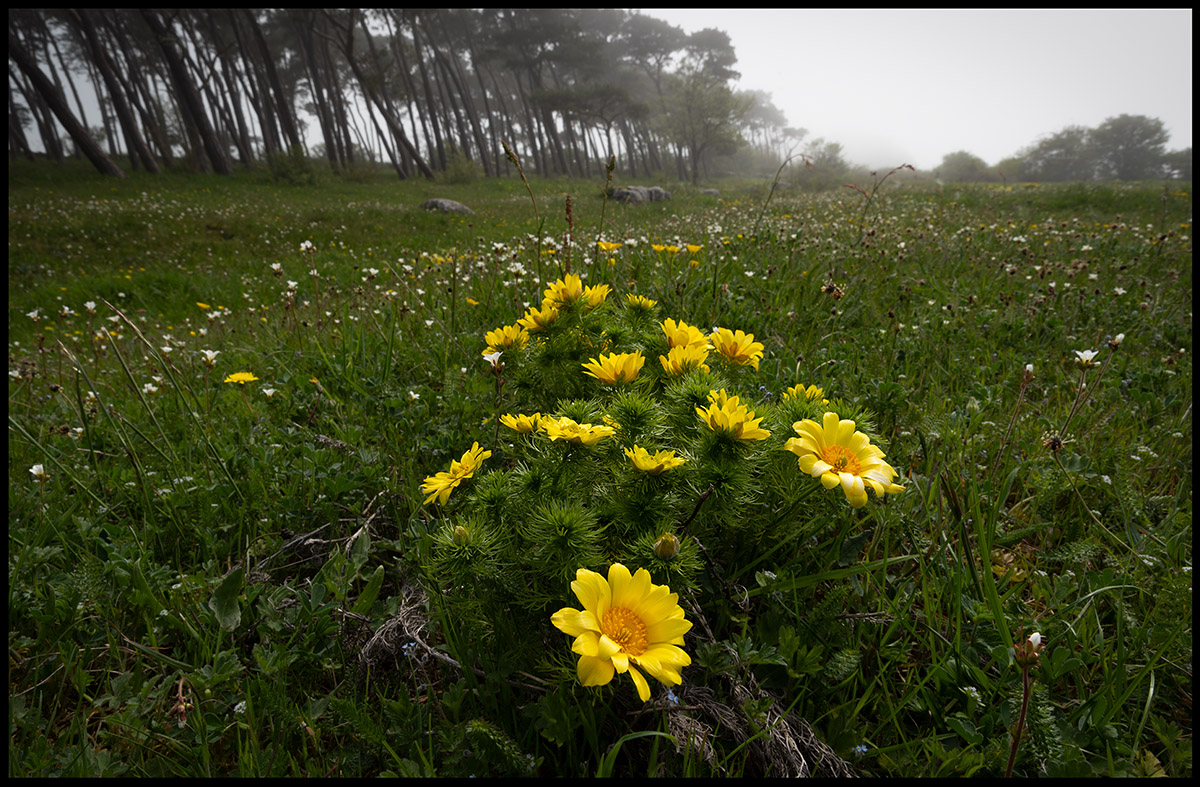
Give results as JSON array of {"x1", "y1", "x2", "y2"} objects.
[
  {"x1": 420, "y1": 198, "x2": 474, "y2": 215},
  {"x1": 647, "y1": 186, "x2": 671, "y2": 202},
  {"x1": 700, "y1": 188, "x2": 720, "y2": 197},
  {"x1": 609, "y1": 185, "x2": 671, "y2": 204},
  {"x1": 609, "y1": 187, "x2": 644, "y2": 204}
]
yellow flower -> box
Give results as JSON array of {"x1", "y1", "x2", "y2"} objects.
[
  {"x1": 223, "y1": 372, "x2": 259, "y2": 385},
  {"x1": 583, "y1": 283, "x2": 612, "y2": 309},
  {"x1": 582, "y1": 351, "x2": 645, "y2": 385},
  {"x1": 196, "y1": 301, "x2": 211, "y2": 309},
  {"x1": 696, "y1": 389, "x2": 770, "y2": 441},
  {"x1": 709, "y1": 328, "x2": 764, "y2": 370},
  {"x1": 626, "y1": 445, "x2": 686, "y2": 475},
  {"x1": 541, "y1": 416, "x2": 615, "y2": 446},
  {"x1": 783, "y1": 383, "x2": 829, "y2": 404},
  {"x1": 420, "y1": 441, "x2": 492, "y2": 505},
  {"x1": 660, "y1": 318, "x2": 709, "y2": 351},
  {"x1": 686, "y1": 244, "x2": 702, "y2": 254},
  {"x1": 651, "y1": 243, "x2": 666, "y2": 253},
  {"x1": 785, "y1": 412, "x2": 904, "y2": 508},
  {"x1": 626, "y1": 294, "x2": 657, "y2": 309},
  {"x1": 597, "y1": 240, "x2": 623, "y2": 252},
  {"x1": 499, "y1": 412, "x2": 542, "y2": 433},
  {"x1": 658, "y1": 344, "x2": 711, "y2": 376},
  {"x1": 483, "y1": 324, "x2": 529, "y2": 354},
  {"x1": 542, "y1": 273, "x2": 584, "y2": 308},
  {"x1": 517, "y1": 303, "x2": 559, "y2": 332},
  {"x1": 551, "y1": 564, "x2": 691, "y2": 702}
]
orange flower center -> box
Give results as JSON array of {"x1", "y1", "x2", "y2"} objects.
[
  {"x1": 821, "y1": 445, "x2": 862, "y2": 475},
  {"x1": 602, "y1": 607, "x2": 649, "y2": 656}
]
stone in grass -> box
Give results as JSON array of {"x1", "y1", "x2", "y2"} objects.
[
  {"x1": 420, "y1": 198, "x2": 475, "y2": 215},
  {"x1": 700, "y1": 188, "x2": 720, "y2": 197}
]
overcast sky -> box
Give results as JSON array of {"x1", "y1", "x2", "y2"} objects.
[{"x1": 639, "y1": 8, "x2": 1193, "y2": 170}]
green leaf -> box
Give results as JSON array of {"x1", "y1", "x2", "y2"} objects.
[
  {"x1": 208, "y1": 567, "x2": 244, "y2": 630},
  {"x1": 351, "y1": 565, "x2": 385, "y2": 616},
  {"x1": 350, "y1": 529, "x2": 371, "y2": 572}
]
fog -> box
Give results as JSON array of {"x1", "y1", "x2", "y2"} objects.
[{"x1": 639, "y1": 8, "x2": 1193, "y2": 170}]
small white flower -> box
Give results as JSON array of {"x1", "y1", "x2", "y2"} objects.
[
  {"x1": 1074, "y1": 349, "x2": 1099, "y2": 366},
  {"x1": 142, "y1": 383, "x2": 158, "y2": 395},
  {"x1": 30, "y1": 464, "x2": 48, "y2": 480},
  {"x1": 27, "y1": 308, "x2": 41, "y2": 321},
  {"x1": 84, "y1": 301, "x2": 97, "y2": 314},
  {"x1": 1113, "y1": 287, "x2": 1126, "y2": 296},
  {"x1": 1025, "y1": 363, "x2": 1034, "y2": 374},
  {"x1": 408, "y1": 390, "x2": 420, "y2": 401},
  {"x1": 1028, "y1": 632, "x2": 1042, "y2": 648},
  {"x1": 262, "y1": 388, "x2": 277, "y2": 399},
  {"x1": 483, "y1": 351, "x2": 502, "y2": 367},
  {"x1": 200, "y1": 349, "x2": 220, "y2": 367},
  {"x1": 424, "y1": 319, "x2": 434, "y2": 327}
]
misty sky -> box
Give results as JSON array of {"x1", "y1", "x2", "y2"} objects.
[{"x1": 640, "y1": 8, "x2": 1193, "y2": 170}]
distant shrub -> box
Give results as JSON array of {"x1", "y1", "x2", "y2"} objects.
[
  {"x1": 442, "y1": 145, "x2": 482, "y2": 185},
  {"x1": 266, "y1": 145, "x2": 316, "y2": 186}
]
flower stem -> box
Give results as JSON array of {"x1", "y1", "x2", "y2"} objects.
[{"x1": 1004, "y1": 665, "x2": 1032, "y2": 778}]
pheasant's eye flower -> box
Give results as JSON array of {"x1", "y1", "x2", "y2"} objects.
[
  {"x1": 542, "y1": 273, "x2": 584, "y2": 307},
  {"x1": 626, "y1": 445, "x2": 686, "y2": 475},
  {"x1": 783, "y1": 383, "x2": 828, "y2": 404},
  {"x1": 1074, "y1": 349, "x2": 1099, "y2": 366},
  {"x1": 659, "y1": 344, "x2": 711, "y2": 376},
  {"x1": 785, "y1": 412, "x2": 903, "y2": 508},
  {"x1": 583, "y1": 351, "x2": 645, "y2": 385},
  {"x1": 518, "y1": 303, "x2": 559, "y2": 332},
  {"x1": 483, "y1": 324, "x2": 529, "y2": 354},
  {"x1": 709, "y1": 328, "x2": 764, "y2": 370},
  {"x1": 541, "y1": 416, "x2": 615, "y2": 445},
  {"x1": 223, "y1": 372, "x2": 259, "y2": 385},
  {"x1": 582, "y1": 283, "x2": 612, "y2": 309},
  {"x1": 420, "y1": 441, "x2": 492, "y2": 505},
  {"x1": 696, "y1": 389, "x2": 770, "y2": 441},
  {"x1": 626, "y1": 294, "x2": 657, "y2": 310},
  {"x1": 500, "y1": 412, "x2": 542, "y2": 433},
  {"x1": 660, "y1": 318, "x2": 709, "y2": 351},
  {"x1": 550, "y1": 564, "x2": 692, "y2": 703}
]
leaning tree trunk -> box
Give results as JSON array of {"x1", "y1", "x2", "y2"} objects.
[
  {"x1": 139, "y1": 9, "x2": 232, "y2": 174},
  {"x1": 8, "y1": 29, "x2": 125, "y2": 176}
]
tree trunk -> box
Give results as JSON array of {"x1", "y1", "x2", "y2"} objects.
[{"x1": 8, "y1": 29, "x2": 125, "y2": 176}]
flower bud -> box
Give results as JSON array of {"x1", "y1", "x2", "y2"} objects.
[
  {"x1": 452, "y1": 525, "x2": 472, "y2": 548},
  {"x1": 654, "y1": 532, "x2": 680, "y2": 561},
  {"x1": 1013, "y1": 631, "x2": 1045, "y2": 669}
]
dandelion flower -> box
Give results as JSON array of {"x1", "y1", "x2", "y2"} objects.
[
  {"x1": 551, "y1": 564, "x2": 692, "y2": 702},
  {"x1": 582, "y1": 351, "x2": 645, "y2": 385},
  {"x1": 626, "y1": 445, "x2": 686, "y2": 475},
  {"x1": 696, "y1": 389, "x2": 770, "y2": 441},
  {"x1": 420, "y1": 442, "x2": 492, "y2": 505},
  {"x1": 223, "y1": 372, "x2": 259, "y2": 385},
  {"x1": 785, "y1": 412, "x2": 903, "y2": 508},
  {"x1": 709, "y1": 328, "x2": 764, "y2": 370}
]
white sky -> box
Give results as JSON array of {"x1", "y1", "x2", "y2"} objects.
[{"x1": 639, "y1": 7, "x2": 1193, "y2": 169}]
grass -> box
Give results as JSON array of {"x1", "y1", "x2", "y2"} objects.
[{"x1": 8, "y1": 159, "x2": 1192, "y2": 777}]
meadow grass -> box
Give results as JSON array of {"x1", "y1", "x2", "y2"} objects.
[{"x1": 8, "y1": 160, "x2": 1192, "y2": 777}]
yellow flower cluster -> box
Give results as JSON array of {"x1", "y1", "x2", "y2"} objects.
[
  {"x1": 541, "y1": 416, "x2": 615, "y2": 446},
  {"x1": 696, "y1": 389, "x2": 770, "y2": 441},
  {"x1": 483, "y1": 324, "x2": 529, "y2": 355},
  {"x1": 708, "y1": 328, "x2": 764, "y2": 370}
]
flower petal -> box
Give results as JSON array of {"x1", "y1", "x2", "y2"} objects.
[{"x1": 577, "y1": 655, "x2": 615, "y2": 687}]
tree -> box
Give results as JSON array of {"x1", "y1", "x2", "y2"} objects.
[
  {"x1": 1161, "y1": 147, "x2": 1191, "y2": 181},
  {"x1": 7, "y1": 28, "x2": 125, "y2": 176},
  {"x1": 1089, "y1": 114, "x2": 1169, "y2": 181},
  {"x1": 1019, "y1": 125, "x2": 1096, "y2": 182},
  {"x1": 658, "y1": 56, "x2": 749, "y2": 184},
  {"x1": 937, "y1": 150, "x2": 992, "y2": 182}
]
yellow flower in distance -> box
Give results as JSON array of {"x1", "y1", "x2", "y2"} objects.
[
  {"x1": 551, "y1": 563, "x2": 692, "y2": 703},
  {"x1": 582, "y1": 351, "x2": 645, "y2": 385},
  {"x1": 541, "y1": 416, "x2": 615, "y2": 446},
  {"x1": 542, "y1": 273, "x2": 584, "y2": 307},
  {"x1": 582, "y1": 283, "x2": 612, "y2": 309},
  {"x1": 483, "y1": 324, "x2": 529, "y2": 355},
  {"x1": 420, "y1": 442, "x2": 492, "y2": 505},
  {"x1": 500, "y1": 412, "x2": 541, "y2": 433},
  {"x1": 686, "y1": 244, "x2": 702, "y2": 254},
  {"x1": 783, "y1": 383, "x2": 829, "y2": 404},
  {"x1": 660, "y1": 318, "x2": 709, "y2": 351},
  {"x1": 696, "y1": 389, "x2": 771, "y2": 441},
  {"x1": 223, "y1": 371, "x2": 259, "y2": 385},
  {"x1": 709, "y1": 327, "x2": 764, "y2": 370},
  {"x1": 596, "y1": 240, "x2": 623, "y2": 252},
  {"x1": 626, "y1": 294, "x2": 657, "y2": 309},
  {"x1": 785, "y1": 412, "x2": 904, "y2": 508},
  {"x1": 659, "y1": 344, "x2": 711, "y2": 376},
  {"x1": 517, "y1": 302, "x2": 559, "y2": 332},
  {"x1": 626, "y1": 445, "x2": 686, "y2": 475}
]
